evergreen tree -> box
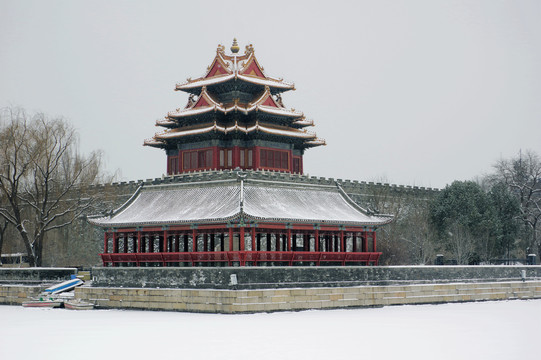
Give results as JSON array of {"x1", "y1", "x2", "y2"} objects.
[{"x1": 430, "y1": 181, "x2": 496, "y2": 264}]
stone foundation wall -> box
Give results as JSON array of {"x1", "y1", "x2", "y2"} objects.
[
  {"x1": 0, "y1": 285, "x2": 44, "y2": 305},
  {"x1": 92, "y1": 265, "x2": 541, "y2": 289},
  {"x1": 3, "y1": 266, "x2": 540, "y2": 313},
  {"x1": 0, "y1": 268, "x2": 77, "y2": 284},
  {"x1": 75, "y1": 281, "x2": 541, "y2": 313}
]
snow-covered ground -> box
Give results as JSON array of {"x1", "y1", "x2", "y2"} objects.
[{"x1": 1, "y1": 300, "x2": 539, "y2": 360}]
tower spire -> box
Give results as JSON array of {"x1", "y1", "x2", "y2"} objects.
[{"x1": 230, "y1": 38, "x2": 240, "y2": 54}]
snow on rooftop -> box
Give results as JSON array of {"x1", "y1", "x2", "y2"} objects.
[
  {"x1": 176, "y1": 72, "x2": 294, "y2": 91},
  {"x1": 176, "y1": 74, "x2": 235, "y2": 89},
  {"x1": 152, "y1": 123, "x2": 319, "y2": 141},
  {"x1": 90, "y1": 179, "x2": 390, "y2": 227}
]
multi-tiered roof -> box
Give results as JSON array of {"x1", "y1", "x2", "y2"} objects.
[
  {"x1": 144, "y1": 40, "x2": 325, "y2": 175},
  {"x1": 91, "y1": 41, "x2": 393, "y2": 268}
]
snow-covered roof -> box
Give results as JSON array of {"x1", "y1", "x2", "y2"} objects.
[
  {"x1": 167, "y1": 86, "x2": 303, "y2": 119},
  {"x1": 176, "y1": 74, "x2": 294, "y2": 91},
  {"x1": 305, "y1": 139, "x2": 327, "y2": 147},
  {"x1": 176, "y1": 74, "x2": 236, "y2": 90},
  {"x1": 293, "y1": 118, "x2": 314, "y2": 127},
  {"x1": 150, "y1": 122, "x2": 321, "y2": 141},
  {"x1": 236, "y1": 75, "x2": 294, "y2": 89},
  {"x1": 89, "y1": 178, "x2": 393, "y2": 228},
  {"x1": 156, "y1": 118, "x2": 177, "y2": 127},
  {"x1": 175, "y1": 44, "x2": 294, "y2": 93}
]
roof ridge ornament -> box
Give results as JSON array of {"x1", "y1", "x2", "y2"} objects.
[{"x1": 231, "y1": 38, "x2": 240, "y2": 54}]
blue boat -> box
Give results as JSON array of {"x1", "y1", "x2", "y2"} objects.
[{"x1": 44, "y1": 278, "x2": 84, "y2": 295}]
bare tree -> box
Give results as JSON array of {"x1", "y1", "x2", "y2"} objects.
[
  {"x1": 399, "y1": 197, "x2": 436, "y2": 265},
  {"x1": 446, "y1": 223, "x2": 477, "y2": 265},
  {"x1": 0, "y1": 218, "x2": 8, "y2": 265},
  {"x1": 0, "y1": 108, "x2": 36, "y2": 264},
  {"x1": 0, "y1": 107, "x2": 108, "y2": 266},
  {"x1": 363, "y1": 178, "x2": 436, "y2": 265},
  {"x1": 494, "y1": 150, "x2": 541, "y2": 258}
]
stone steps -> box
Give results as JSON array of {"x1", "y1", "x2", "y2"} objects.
[{"x1": 77, "y1": 271, "x2": 91, "y2": 281}]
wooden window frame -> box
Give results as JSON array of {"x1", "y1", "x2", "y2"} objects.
[
  {"x1": 181, "y1": 147, "x2": 214, "y2": 171},
  {"x1": 259, "y1": 148, "x2": 290, "y2": 172}
]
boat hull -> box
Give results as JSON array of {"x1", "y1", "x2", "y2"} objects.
[
  {"x1": 22, "y1": 299, "x2": 63, "y2": 308},
  {"x1": 64, "y1": 301, "x2": 94, "y2": 310},
  {"x1": 44, "y1": 278, "x2": 84, "y2": 295}
]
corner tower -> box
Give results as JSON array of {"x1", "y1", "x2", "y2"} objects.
[{"x1": 144, "y1": 40, "x2": 325, "y2": 175}]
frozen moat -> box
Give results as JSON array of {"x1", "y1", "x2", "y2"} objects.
[{"x1": 1, "y1": 299, "x2": 539, "y2": 360}]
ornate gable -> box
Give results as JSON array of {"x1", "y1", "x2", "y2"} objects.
[
  {"x1": 205, "y1": 51, "x2": 232, "y2": 78},
  {"x1": 240, "y1": 54, "x2": 266, "y2": 78}
]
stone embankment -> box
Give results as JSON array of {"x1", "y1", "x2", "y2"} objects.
[
  {"x1": 75, "y1": 281, "x2": 541, "y2": 313},
  {"x1": 1, "y1": 266, "x2": 540, "y2": 313}
]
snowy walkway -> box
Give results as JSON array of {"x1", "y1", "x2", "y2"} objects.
[{"x1": 1, "y1": 300, "x2": 539, "y2": 360}]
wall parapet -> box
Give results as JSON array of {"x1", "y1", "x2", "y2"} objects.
[
  {"x1": 91, "y1": 265, "x2": 541, "y2": 289},
  {"x1": 0, "y1": 268, "x2": 77, "y2": 285}
]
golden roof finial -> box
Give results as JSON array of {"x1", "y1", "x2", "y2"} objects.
[{"x1": 231, "y1": 38, "x2": 240, "y2": 54}]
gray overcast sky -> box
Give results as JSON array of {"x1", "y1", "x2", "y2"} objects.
[{"x1": 1, "y1": 0, "x2": 540, "y2": 189}]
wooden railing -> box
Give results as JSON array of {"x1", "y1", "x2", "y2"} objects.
[{"x1": 100, "y1": 251, "x2": 381, "y2": 267}]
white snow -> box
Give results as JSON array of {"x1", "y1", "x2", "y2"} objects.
[
  {"x1": 91, "y1": 179, "x2": 390, "y2": 226},
  {"x1": 1, "y1": 299, "x2": 539, "y2": 360}
]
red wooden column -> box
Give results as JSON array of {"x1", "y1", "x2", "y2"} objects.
[
  {"x1": 340, "y1": 231, "x2": 344, "y2": 252},
  {"x1": 103, "y1": 232, "x2": 109, "y2": 253},
  {"x1": 239, "y1": 227, "x2": 245, "y2": 251},
  {"x1": 287, "y1": 229, "x2": 292, "y2": 251},
  {"x1": 229, "y1": 228, "x2": 233, "y2": 251},
  {"x1": 137, "y1": 231, "x2": 142, "y2": 253},
  {"x1": 163, "y1": 230, "x2": 168, "y2": 252},
  {"x1": 251, "y1": 228, "x2": 256, "y2": 252},
  {"x1": 192, "y1": 229, "x2": 198, "y2": 252},
  {"x1": 213, "y1": 147, "x2": 219, "y2": 170},
  {"x1": 233, "y1": 146, "x2": 240, "y2": 168}
]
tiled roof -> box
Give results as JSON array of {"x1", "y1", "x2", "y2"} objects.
[
  {"x1": 89, "y1": 178, "x2": 393, "y2": 228},
  {"x1": 176, "y1": 74, "x2": 294, "y2": 91},
  {"x1": 147, "y1": 122, "x2": 320, "y2": 142}
]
